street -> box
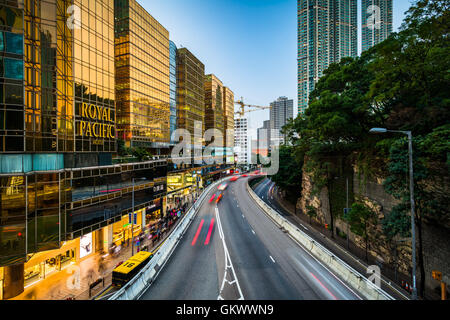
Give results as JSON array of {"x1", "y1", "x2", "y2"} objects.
[{"x1": 139, "y1": 176, "x2": 362, "y2": 300}]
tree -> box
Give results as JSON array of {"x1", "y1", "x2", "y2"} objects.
[
  {"x1": 383, "y1": 134, "x2": 449, "y2": 298},
  {"x1": 270, "y1": 145, "x2": 303, "y2": 202},
  {"x1": 131, "y1": 147, "x2": 152, "y2": 162},
  {"x1": 305, "y1": 205, "x2": 317, "y2": 225},
  {"x1": 346, "y1": 203, "x2": 377, "y2": 262}
]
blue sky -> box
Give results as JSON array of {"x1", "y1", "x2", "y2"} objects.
[{"x1": 139, "y1": 0, "x2": 414, "y2": 132}]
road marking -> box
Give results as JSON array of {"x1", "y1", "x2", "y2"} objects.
[
  {"x1": 204, "y1": 218, "x2": 215, "y2": 245},
  {"x1": 215, "y1": 206, "x2": 245, "y2": 300},
  {"x1": 310, "y1": 272, "x2": 338, "y2": 300},
  {"x1": 300, "y1": 224, "x2": 308, "y2": 231},
  {"x1": 191, "y1": 219, "x2": 204, "y2": 246},
  {"x1": 251, "y1": 229, "x2": 255, "y2": 235},
  {"x1": 269, "y1": 256, "x2": 275, "y2": 263}
]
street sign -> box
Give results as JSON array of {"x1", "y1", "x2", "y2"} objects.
[{"x1": 128, "y1": 213, "x2": 137, "y2": 225}]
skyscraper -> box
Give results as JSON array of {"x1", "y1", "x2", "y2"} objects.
[
  {"x1": 115, "y1": 0, "x2": 171, "y2": 151},
  {"x1": 176, "y1": 48, "x2": 205, "y2": 147},
  {"x1": 169, "y1": 41, "x2": 177, "y2": 145},
  {"x1": 297, "y1": 0, "x2": 358, "y2": 115},
  {"x1": 234, "y1": 118, "x2": 249, "y2": 164},
  {"x1": 362, "y1": 0, "x2": 393, "y2": 52},
  {"x1": 257, "y1": 120, "x2": 271, "y2": 150},
  {"x1": 223, "y1": 87, "x2": 235, "y2": 150},
  {"x1": 204, "y1": 74, "x2": 225, "y2": 138},
  {"x1": 270, "y1": 97, "x2": 294, "y2": 145}
]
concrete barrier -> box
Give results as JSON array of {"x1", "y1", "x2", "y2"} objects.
[
  {"x1": 109, "y1": 177, "x2": 229, "y2": 300},
  {"x1": 246, "y1": 181, "x2": 394, "y2": 300}
]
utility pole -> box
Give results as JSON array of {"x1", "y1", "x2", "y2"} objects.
[
  {"x1": 369, "y1": 128, "x2": 418, "y2": 300},
  {"x1": 132, "y1": 178, "x2": 135, "y2": 256},
  {"x1": 407, "y1": 131, "x2": 418, "y2": 300},
  {"x1": 346, "y1": 177, "x2": 350, "y2": 250}
]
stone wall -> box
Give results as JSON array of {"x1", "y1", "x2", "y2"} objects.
[
  {"x1": 298, "y1": 171, "x2": 329, "y2": 225},
  {"x1": 298, "y1": 164, "x2": 450, "y2": 298}
]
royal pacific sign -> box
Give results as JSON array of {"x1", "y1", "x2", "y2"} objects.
[{"x1": 79, "y1": 103, "x2": 115, "y2": 139}]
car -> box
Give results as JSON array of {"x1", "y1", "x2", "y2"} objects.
[
  {"x1": 216, "y1": 193, "x2": 223, "y2": 203},
  {"x1": 230, "y1": 176, "x2": 239, "y2": 182},
  {"x1": 218, "y1": 183, "x2": 228, "y2": 191},
  {"x1": 242, "y1": 174, "x2": 248, "y2": 178},
  {"x1": 209, "y1": 194, "x2": 217, "y2": 203}
]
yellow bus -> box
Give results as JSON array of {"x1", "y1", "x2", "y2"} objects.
[{"x1": 112, "y1": 251, "x2": 153, "y2": 288}]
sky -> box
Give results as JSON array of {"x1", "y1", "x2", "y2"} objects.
[{"x1": 139, "y1": 0, "x2": 414, "y2": 133}]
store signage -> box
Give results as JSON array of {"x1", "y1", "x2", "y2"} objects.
[
  {"x1": 79, "y1": 103, "x2": 115, "y2": 139},
  {"x1": 80, "y1": 233, "x2": 93, "y2": 258}
]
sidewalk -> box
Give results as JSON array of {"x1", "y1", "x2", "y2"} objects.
[{"x1": 11, "y1": 208, "x2": 188, "y2": 300}]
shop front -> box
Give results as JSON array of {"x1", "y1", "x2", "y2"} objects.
[
  {"x1": 23, "y1": 240, "x2": 78, "y2": 288},
  {"x1": 145, "y1": 198, "x2": 163, "y2": 228},
  {"x1": 112, "y1": 210, "x2": 144, "y2": 247}
]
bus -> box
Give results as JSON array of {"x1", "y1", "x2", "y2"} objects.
[{"x1": 111, "y1": 251, "x2": 153, "y2": 288}]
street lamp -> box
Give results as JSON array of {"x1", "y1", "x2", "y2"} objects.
[
  {"x1": 132, "y1": 177, "x2": 147, "y2": 256},
  {"x1": 369, "y1": 127, "x2": 417, "y2": 300}
]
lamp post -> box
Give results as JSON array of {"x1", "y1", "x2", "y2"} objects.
[
  {"x1": 131, "y1": 177, "x2": 146, "y2": 256},
  {"x1": 369, "y1": 128, "x2": 417, "y2": 300},
  {"x1": 132, "y1": 178, "x2": 135, "y2": 256}
]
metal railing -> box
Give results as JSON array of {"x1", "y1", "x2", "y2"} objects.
[{"x1": 108, "y1": 176, "x2": 229, "y2": 300}]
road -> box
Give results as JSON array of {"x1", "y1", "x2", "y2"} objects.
[{"x1": 139, "y1": 176, "x2": 363, "y2": 300}]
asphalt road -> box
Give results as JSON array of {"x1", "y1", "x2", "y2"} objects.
[{"x1": 139, "y1": 176, "x2": 363, "y2": 300}]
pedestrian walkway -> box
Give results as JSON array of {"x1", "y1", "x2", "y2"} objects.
[{"x1": 10, "y1": 213, "x2": 186, "y2": 300}]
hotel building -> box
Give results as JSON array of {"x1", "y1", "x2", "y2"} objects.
[{"x1": 0, "y1": 0, "x2": 167, "y2": 299}]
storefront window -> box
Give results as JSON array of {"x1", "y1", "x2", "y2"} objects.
[
  {"x1": 112, "y1": 211, "x2": 142, "y2": 246},
  {"x1": 24, "y1": 248, "x2": 76, "y2": 287}
]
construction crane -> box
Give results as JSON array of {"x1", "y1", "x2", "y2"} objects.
[{"x1": 235, "y1": 97, "x2": 271, "y2": 118}]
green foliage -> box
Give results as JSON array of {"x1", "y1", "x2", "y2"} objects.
[
  {"x1": 305, "y1": 205, "x2": 317, "y2": 219},
  {"x1": 131, "y1": 147, "x2": 152, "y2": 162},
  {"x1": 346, "y1": 203, "x2": 377, "y2": 239},
  {"x1": 270, "y1": 145, "x2": 303, "y2": 201}
]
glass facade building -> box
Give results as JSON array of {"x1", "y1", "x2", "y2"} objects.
[
  {"x1": 222, "y1": 86, "x2": 234, "y2": 149},
  {"x1": 0, "y1": 0, "x2": 168, "y2": 299},
  {"x1": 169, "y1": 41, "x2": 177, "y2": 145},
  {"x1": 0, "y1": 0, "x2": 234, "y2": 300},
  {"x1": 297, "y1": 0, "x2": 357, "y2": 115},
  {"x1": 204, "y1": 74, "x2": 224, "y2": 138},
  {"x1": 362, "y1": 0, "x2": 393, "y2": 52},
  {"x1": 176, "y1": 47, "x2": 205, "y2": 147},
  {"x1": 115, "y1": 0, "x2": 170, "y2": 150}
]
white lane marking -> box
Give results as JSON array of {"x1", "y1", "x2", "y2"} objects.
[
  {"x1": 269, "y1": 256, "x2": 276, "y2": 263},
  {"x1": 251, "y1": 229, "x2": 255, "y2": 235},
  {"x1": 215, "y1": 206, "x2": 245, "y2": 300},
  {"x1": 285, "y1": 233, "x2": 363, "y2": 300}
]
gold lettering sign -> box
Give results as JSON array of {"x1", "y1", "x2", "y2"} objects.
[{"x1": 79, "y1": 103, "x2": 115, "y2": 139}]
